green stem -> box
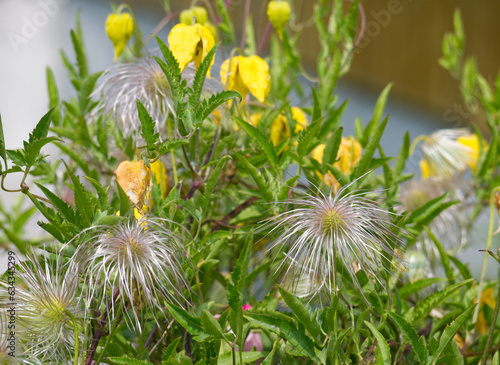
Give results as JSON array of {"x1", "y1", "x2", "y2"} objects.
[
  {"x1": 94, "y1": 306, "x2": 123, "y2": 365},
  {"x1": 166, "y1": 118, "x2": 179, "y2": 185},
  {"x1": 473, "y1": 186, "x2": 500, "y2": 324},
  {"x1": 481, "y1": 283, "x2": 500, "y2": 365},
  {"x1": 66, "y1": 310, "x2": 80, "y2": 365}
]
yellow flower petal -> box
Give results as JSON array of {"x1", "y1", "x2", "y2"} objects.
[
  {"x1": 106, "y1": 12, "x2": 134, "y2": 61},
  {"x1": 239, "y1": 56, "x2": 271, "y2": 103},
  {"x1": 116, "y1": 160, "x2": 152, "y2": 208},
  {"x1": 267, "y1": 1, "x2": 291, "y2": 36},
  {"x1": 151, "y1": 160, "x2": 168, "y2": 198},
  {"x1": 221, "y1": 56, "x2": 249, "y2": 100},
  {"x1": 457, "y1": 134, "x2": 484, "y2": 172},
  {"x1": 168, "y1": 23, "x2": 215, "y2": 75},
  {"x1": 291, "y1": 107, "x2": 308, "y2": 132},
  {"x1": 270, "y1": 114, "x2": 290, "y2": 146}
]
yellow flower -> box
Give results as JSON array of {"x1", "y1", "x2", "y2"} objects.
[
  {"x1": 220, "y1": 55, "x2": 271, "y2": 103},
  {"x1": 457, "y1": 134, "x2": 485, "y2": 172},
  {"x1": 312, "y1": 136, "x2": 362, "y2": 189},
  {"x1": 105, "y1": 12, "x2": 134, "y2": 61},
  {"x1": 267, "y1": 1, "x2": 291, "y2": 37},
  {"x1": 116, "y1": 160, "x2": 152, "y2": 208},
  {"x1": 168, "y1": 23, "x2": 215, "y2": 75},
  {"x1": 269, "y1": 107, "x2": 308, "y2": 146},
  {"x1": 180, "y1": 6, "x2": 208, "y2": 25},
  {"x1": 151, "y1": 160, "x2": 168, "y2": 198},
  {"x1": 474, "y1": 286, "x2": 496, "y2": 334}
]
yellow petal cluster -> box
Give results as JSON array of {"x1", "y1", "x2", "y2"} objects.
[
  {"x1": 474, "y1": 287, "x2": 496, "y2": 334},
  {"x1": 151, "y1": 160, "x2": 169, "y2": 198},
  {"x1": 220, "y1": 55, "x2": 271, "y2": 103},
  {"x1": 312, "y1": 136, "x2": 362, "y2": 189},
  {"x1": 168, "y1": 23, "x2": 215, "y2": 76},
  {"x1": 267, "y1": 1, "x2": 291, "y2": 37},
  {"x1": 105, "y1": 12, "x2": 134, "y2": 61},
  {"x1": 116, "y1": 160, "x2": 152, "y2": 208},
  {"x1": 269, "y1": 107, "x2": 308, "y2": 146},
  {"x1": 456, "y1": 134, "x2": 484, "y2": 172}
]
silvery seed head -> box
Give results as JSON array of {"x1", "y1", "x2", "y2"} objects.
[
  {"x1": 92, "y1": 54, "x2": 223, "y2": 137},
  {"x1": 0, "y1": 311, "x2": 20, "y2": 364},
  {"x1": 67, "y1": 216, "x2": 190, "y2": 333},
  {"x1": 261, "y1": 181, "x2": 406, "y2": 300},
  {"x1": 0, "y1": 250, "x2": 81, "y2": 363}
]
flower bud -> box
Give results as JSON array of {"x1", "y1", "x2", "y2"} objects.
[
  {"x1": 267, "y1": 1, "x2": 291, "y2": 36},
  {"x1": 105, "y1": 11, "x2": 134, "y2": 61}
]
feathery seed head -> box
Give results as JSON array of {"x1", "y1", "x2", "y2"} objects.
[
  {"x1": 261, "y1": 180, "x2": 405, "y2": 300},
  {"x1": 67, "y1": 216, "x2": 191, "y2": 333}
]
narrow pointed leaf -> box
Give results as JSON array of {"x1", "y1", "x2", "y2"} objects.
[
  {"x1": 234, "y1": 117, "x2": 278, "y2": 168},
  {"x1": 387, "y1": 312, "x2": 429, "y2": 365},
  {"x1": 364, "y1": 321, "x2": 391, "y2": 365}
]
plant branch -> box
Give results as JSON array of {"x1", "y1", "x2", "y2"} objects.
[{"x1": 211, "y1": 196, "x2": 257, "y2": 232}]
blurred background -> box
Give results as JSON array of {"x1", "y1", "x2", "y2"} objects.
[{"x1": 0, "y1": 0, "x2": 499, "y2": 276}]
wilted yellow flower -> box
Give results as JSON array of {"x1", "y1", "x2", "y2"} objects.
[
  {"x1": 312, "y1": 136, "x2": 362, "y2": 188},
  {"x1": 269, "y1": 107, "x2": 308, "y2": 146},
  {"x1": 105, "y1": 12, "x2": 134, "y2": 61},
  {"x1": 168, "y1": 23, "x2": 215, "y2": 75},
  {"x1": 267, "y1": 1, "x2": 291, "y2": 37},
  {"x1": 116, "y1": 160, "x2": 152, "y2": 208},
  {"x1": 220, "y1": 55, "x2": 271, "y2": 103}
]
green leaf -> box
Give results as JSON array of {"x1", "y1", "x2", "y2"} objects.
[
  {"x1": 28, "y1": 108, "x2": 54, "y2": 144},
  {"x1": 448, "y1": 256, "x2": 472, "y2": 280},
  {"x1": 398, "y1": 278, "x2": 446, "y2": 299},
  {"x1": 245, "y1": 312, "x2": 319, "y2": 362},
  {"x1": 63, "y1": 161, "x2": 94, "y2": 226},
  {"x1": 85, "y1": 176, "x2": 110, "y2": 212},
  {"x1": 311, "y1": 88, "x2": 322, "y2": 123},
  {"x1": 153, "y1": 36, "x2": 182, "y2": 101},
  {"x1": 0, "y1": 114, "x2": 6, "y2": 169},
  {"x1": 235, "y1": 152, "x2": 273, "y2": 202},
  {"x1": 412, "y1": 279, "x2": 473, "y2": 323},
  {"x1": 201, "y1": 309, "x2": 226, "y2": 340},
  {"x1": 117, "y1": 180, "x2": 132, "y2": 216},
  {"x1": 205, "y1": 156, "x2": 231, "y2": 198},
  {"x1": 351, "y1": 116, "x2": 388, "y2": 181},
  {"x1": 137, "y1": 100, "x2": 159, "y2": 150},
  {"x1": 166, "y1": 303, "x2": 207, "y2": 337},
  {"x1": 54, "y1": 142, "x2": 97, "y2": 180},
  {"x1": 364, "y1": 321, "x2": 391, "y2": 365},
  {"x1": 425, "y1": 227, "x2": 454, "y2": 284},
  {"x1": 234, "y1": 117, "x2": 278, "y2": 169},
  {"x1": 70, "y1": 28, "x2": 88, "y2": 79},
  {"x1": 162, "y1": 337, "x2": 181, "y2": 360},
  {"x1": 106, "y1": 358, "x2": 153, "y2": 365},
  {"x1": 323, "y1": 127, "x2": 343, "y2": 165},
  {"x1": 363, "y1": 83, "x2": 392, "y2": 145},
  {"x1": 431, "y1": 305, "x2": 475, "y2": 365},
  {"x1": 394, "y1": 132, "x2": 410, "y2": 177},
  {"x1": 35, "y1": 183, "x2": 76, "y2": 226},
  {"x1": 261, "y1": 339, "x2": 279, "y2": 365},
  {"x1": 477, "y1": 128, "x2": 497, "y2": 177},
  {"x1": 25, "y1": 136, "x2": 61, "y2": 167},
  {"x1": 297, "y1": 120, "x2": 321, "y2": 162},
  {"x1": 158, "y1": 138, "x2": 189, "y2": 155},
  {"x1": 196, "y1": 91, "x2": 241, "y2": 125},
  {"x1": 189, "y1": 43, "x2": 219, "y2": 107},
  {"x1": 277, "y1": 286, "x2": 324, "y2": 343},
  {"x1": 216, "y1": 351, "x2": 267, "y2": 365},
  {"x1": 387, "y1": 312, "x2": 429, "y2": 365}
]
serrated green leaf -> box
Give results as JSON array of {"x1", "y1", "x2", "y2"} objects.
[
  {"x1": 54, "y1": 142, "x2": 98, "y2": 180},
  {"x1": 189, "y1": 43, "x2": 219, "y2": 108},
  {"x1": 205, "y1": 156, "x2": 231, "y2": 198},
  {"x1": 323, "y1": 127, "x2": 343, "y2": 165},
  {"x1": 216, "y1": 351, "x2": 267, "y2": 365},
  {"x1": 394, "y1": 132, "x2": 410, "y2": 177},
  {"x1": 425, "y1": 227, "x2": 454, "y2": 284},
  {"x1": 137, "y1": 99, "x2": 159, "y2": 150},
  {"x1": 201, "y1": 309, "x2": 226, "y2": 340},
  {"x1": 235, "y1": 152, "x2": 273, "y2": 202},
  {"x1": 351, "y1": 116, "x2": 388, "y2": 181},
  {"x1": 311, "y1": 88, "x2": 322, "y2": 123},
  {"x1": 196, "y1": 91, "x2": 241, "y2": 125},
  {"x1": 398, "y1": 278, "x2": 446, "y2": 299},
  {"x1": 387, "y1": 312, "x2": 429, "y2": 365},
  {"x1": 261, "y1": 339, "x2": 279, "y2": 365},
  {"x1": 25, "y1": 136, "x2": 61, "y2": 167},
  {"x1": 277, "y1": 285, "x2": 324, "y2": 343},
  {"x1": 477, "y1": 128, "x2": 497, "y2": 178},
  {"x1": 158, "y1": 138, "x2": 189, "y2": 155},
  {"x1": 364, "y1": 321, "x2": 391, "y2": 365},
  {"x1": 63, "y1": 161, "x2": 94, "y2": 226},
  {"x1": 413, "y1": 279, "x2": 473, "y2": 323},
  {"x1": 297, "y1": 120, "x2": 321, "y2": 162},
  {"x1": 244, "y1": 312, "x2": 319, "y2": 361},
  {"x1": 35, "y1": 183, "x2": 76, "y2": 225},
  {"x1": 162, "y1": 337, "x2": 181, "y2": 360},
  {"x1": 448, "y1": 256, "x2": 472, "y2": 280},
  {"x1": 28, "y1": 108, "x2": 54, "y2": 145},
  {"x1": 0, "y1": 114, "x2": 6, "y2": 169},
  {"x1": 85, "y1": 176, "x2": 110, "y2": 212},
  {"x1": 70, "y1": 25, "x2": 88, "y2": 78},
  {"x1": 234, "y1": 117, "x2": 278, "y2": 169},
  {"x1": 153, "y1": 36, "x2": 183, "y2": 102},
  {"x1": 431, "y1": 305, "x2": 475, "y2": 365}
]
